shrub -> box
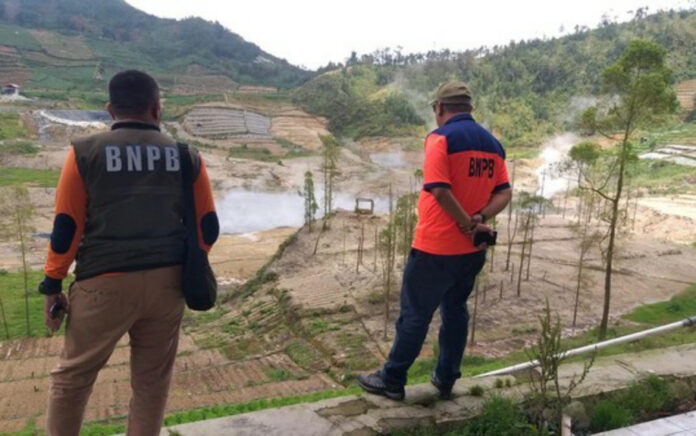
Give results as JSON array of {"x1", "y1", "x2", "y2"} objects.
[
  {"x1": 458, "y1": 396, "x2": 538, "y2": 436},
  {"x1": 468, "y1": 385, "x2": 485, "y2": 397},
  {"x1": 621, "y1": 375, "x2": 671, "y2": 418},
  {"x1": 590, "y1": 400, "x2": 634, "y2": 432}
]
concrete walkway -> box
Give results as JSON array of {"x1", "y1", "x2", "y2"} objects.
[
  {"x1": 148, "y1": 343, "x2": 696, "y2": 436},
  {"x1": 596, "y1": 411, "x2": 696, "y2": 435}
]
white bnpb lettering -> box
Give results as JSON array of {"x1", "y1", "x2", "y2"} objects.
[
  {"x1": 126, "y1": 145, "x2": 142, "y2": 172},
  {"x1": 164, "y1": 146, "x2": 180, "y2": 172},
  {"x1": 105, "y1": 146, "x2": 122, "y2": 172},
  {"x1": 146, "y1": 146, "x2": 161, "y2": 171}
]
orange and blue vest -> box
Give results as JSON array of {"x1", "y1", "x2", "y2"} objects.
[{"x1": 413, "y1": 113, "x2": 510, "y2": 255}]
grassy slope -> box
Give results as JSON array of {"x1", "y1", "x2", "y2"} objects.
[{"x1": 4, "y1": 283, "x2": 686, "y2": 436}]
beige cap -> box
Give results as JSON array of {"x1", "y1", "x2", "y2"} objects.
[{"x1": 432, "y1": 81, "x2": 473, "y2": 105}]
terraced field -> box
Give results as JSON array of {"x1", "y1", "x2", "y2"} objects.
[
  {"x1": 183, "y1": 106, "x2": 271, "y2": 139},
  {"x1": 29, "y1": 30, "x2": 94, "y2": 61},
  {"x1": 677, "y1": 79, "x2": 696, "y2": 111},
  {"x1": 0, "y1": 46, "x2": 29, "y2": 84},
  {"x1": 0, "y1": 332, "x2": 337, "y2": 433}
]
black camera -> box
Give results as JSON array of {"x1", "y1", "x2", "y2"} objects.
[{"x1": 474, "y1": 230, "x2": 497, "y2": 247}]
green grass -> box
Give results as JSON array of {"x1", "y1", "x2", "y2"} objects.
[
  {"x1": 194, "y1": 306, "x2": 226, "y2": 324},
  {"x1": 588, "y1": 375, "x2": 675, "y2": 433},
  {"x1": 0, "y1": 168, "x2": 60, "y2": 187},
  {"x1": 624, "y1": 286, "x2": 696, "y2": 325},
  {"x1": 0, "y1": 270, "x2": 62, "y2": 340},
  {"x1": 0, "y1": 24, "x2": 42, "y2": 50},
  {"x1": 640, "y1": 121, "x2": 696, "y2": 149},
  {"x1": 0, "y1": 113, "x2": 32, "y2": 141},
  {"x1": 227, "y1": 145, "x2": 278, "y2": 162},
  {"x1": 285, "y1": 339, "x2": 323, "y2": 368},
  {"x1": 0, "y1": 141, "x2": 38, "y2": 156},
  {"x1": 394, "y1": 396, "x2": 540, "y2": 436},
  {"x1": 630, "y1": 159, "x2": 696, "y2": 193},
  {"x1": 21, "y1": 89, "x2": 108, "y2": 109},
  {"x1": 58, "y1": 387, "x2": 362, "y2": 436},
  {"x1": 507, "y1": 147, "x2": 539, "y2": 160},
  {"x1": 268, "y1": 368, "x2": 294, "y2": 382}
]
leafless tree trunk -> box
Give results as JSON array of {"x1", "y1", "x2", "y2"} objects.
[
  {"x1": 562, "y1": 179, "x2": 570, "y2": 219},
  {"x1": 373, "y1": 226, "x2": 378, "y2": 271},
  {"x1": 572, "y1": 195, "x2": 594, "y2": 331},
  {"x1": 517, "y1": 212, "x2": 531, "y2": 297},
  {"x1": 382, "y1": 185, "x2": 396, "y2": 340},
  {"x1": 526, "y1": 214, "x2": 536, "y2": 281},
  {"x1": 0, "y1": 294, "x2": 9, "y2": 340},
  {"x1": 356, "y1": 222, "x2": 365, "y2": 274},
  {"x1": 504, "y1": 161, "x2": 517, "y2": 271},
  {"x1": 16, "y1": 208, "x2": 30, "y2": 336}
]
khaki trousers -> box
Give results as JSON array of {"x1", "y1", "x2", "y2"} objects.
[{"x1": 46, "y1": 266, "x2": 185, "y2": 436}]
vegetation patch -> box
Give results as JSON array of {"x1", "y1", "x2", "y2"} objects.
[
  {"x1": 0, "y1": 113, "x2": 32, "y2": 141},
  {"x1": 285, "y1": 338, "x2": 324, "y2": 368},
  {"x1": 0, "y1": 141, "x2": 38, "y2": 156},
  {"x1": 0, "y1": 270, "x2": 59, "y2": 340},
  {"x1": 0, "y1": 168, "x2": 60, "y2": 187},
  {"x1": 224, "y1": 337, "x2": 265, "y2": 360},
  {"x1": 0, "y1": 24, "x2": 42, "y2": 50}
]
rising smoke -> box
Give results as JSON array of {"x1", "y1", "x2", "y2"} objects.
[{"x1": 536, "y1": 133, "x2": 581, "y2": 198}]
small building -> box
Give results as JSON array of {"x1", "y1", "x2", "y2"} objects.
[{"x1": 1, "y1": 83, "x2": 20, "y2": 96}]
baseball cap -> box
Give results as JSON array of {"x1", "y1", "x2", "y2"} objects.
[{"x1": 432, "y1": 81, "x2": 473, "y2": 105}]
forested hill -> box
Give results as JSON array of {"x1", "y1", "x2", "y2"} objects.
[
  {"x1": 0, "y1": 0, "x2": 311, "y2": 90},
  {"x1": 294, "y1": 8, "x2": 696, "y2": 144}
]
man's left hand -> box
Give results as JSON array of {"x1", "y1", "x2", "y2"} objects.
[{"x1": 471, "y1": 223, "x2": 494, "y2": 250}]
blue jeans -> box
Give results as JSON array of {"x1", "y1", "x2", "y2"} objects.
[{"x1": 382, "y1": 248, "x2": 486, "y2": 386}]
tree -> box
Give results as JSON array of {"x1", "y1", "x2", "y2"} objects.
[
  {"x1": 570, "y1": 192, "x2": 601, "y2": 332},
  {"x1": 379, "y1": 185, "x2": 398, "y2": 339},
  {"x1": 576, "y1": 40, "x2": 677, "y2": 340},
  {"x1": 393, "y1": 192, "x2": 417, "y2": 266},
  {"x1": 527, "y1": 299, "x2": 595, "y2": 432},
  {"x1": 0, "y1": 186, "x2": 34, "y2": 337},
  {"x1": 320, "y1": 135, "x2": 339, "y2": 226},
  {"x1": 504, "y1": 160, "x2": 518, "y2": 272},
  {"x1": 303, "y1": 171, "x2": 318, "y2": 232},
  {"x1": 515, "y1": 193, "x2": 546, "y2": 296}
]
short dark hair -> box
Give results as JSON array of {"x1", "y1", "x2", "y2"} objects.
[
  {"x1": 108, "y1": 70, "x2": 159, "y2": 116},
  {"x1": 441, "y1": 101, "x2": 473, "y2": 113}
]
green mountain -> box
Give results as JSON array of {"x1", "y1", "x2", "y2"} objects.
[
  {"x1": 294, "y1": 8, "x2": 696, "y2": 144},
  {"x1": 0, "y1": 0, "x2": 311, "y2": 91}
]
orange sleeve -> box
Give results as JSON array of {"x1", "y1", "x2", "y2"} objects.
[
  {"x1": 193, "y1": 159, "x2": 218, "y2": 253},
  {"x1": 494, "y1": 156, "x2": 511, "y2": 193},
  {"x1": 422, "y1": 133, "x2": 451, "y2": 191},
  {"x1": 43, "y1": 146, "x2": 87, "y2": 280}
]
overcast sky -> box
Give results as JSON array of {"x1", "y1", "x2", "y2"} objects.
[{"x1": 126, "y1": 0, "x2": 694, "y2": 69}]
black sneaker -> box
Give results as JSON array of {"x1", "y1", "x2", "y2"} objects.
[
  {"x1": 357, "y1": 371, "x2": 405, "y2": 401},
  {"x1": 431, "y1": 372, "x2": 454, "y2": 400}
]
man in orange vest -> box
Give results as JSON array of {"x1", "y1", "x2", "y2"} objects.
[{"x1": 358, "y1": 82, "x2": 512, "y2": 400}]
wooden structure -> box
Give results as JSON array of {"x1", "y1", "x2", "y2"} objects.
[{"x1": 354, "y1": 198, "x2": 375, "y2": 215}]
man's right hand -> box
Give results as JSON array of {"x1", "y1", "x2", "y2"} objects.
[{"x1": 44, "y1": 292, "x2": 69, "y2": 334}]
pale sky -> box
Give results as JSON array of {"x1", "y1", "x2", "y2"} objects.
[{"x1": 126, "y1": 0, "x2": 694, "y2": 70}]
